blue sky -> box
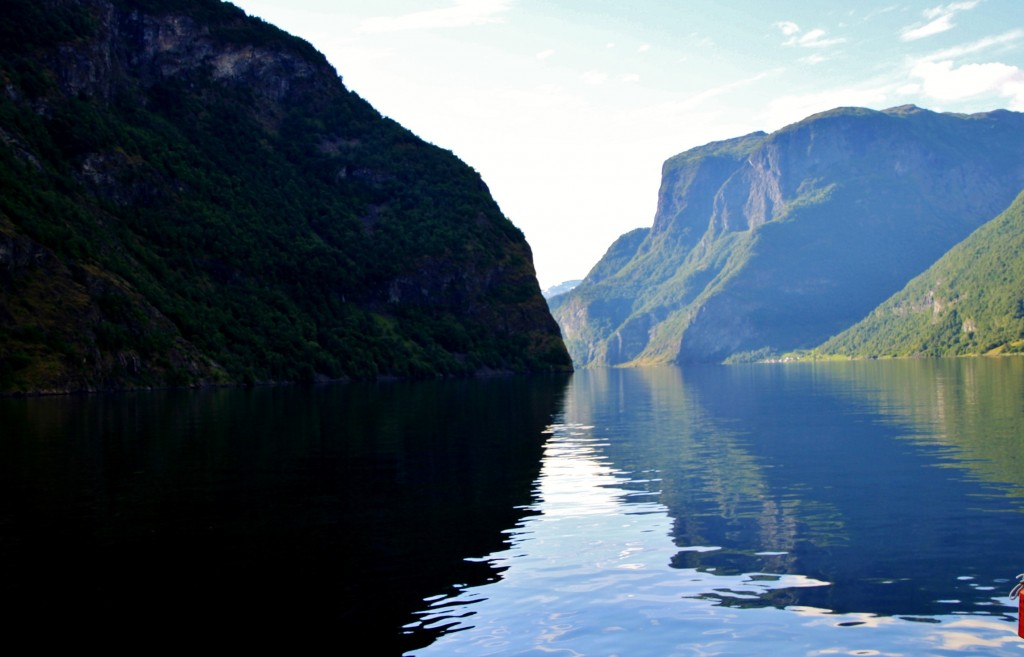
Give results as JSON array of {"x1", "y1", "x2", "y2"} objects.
[{"x1": 231, "y1": 0, "x2": 1024, "y2": 289}]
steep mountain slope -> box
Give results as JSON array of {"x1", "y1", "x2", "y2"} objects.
[
  {"x1": 553, "y1": 105, "x2": 1024, "y2": 366},
  {"x1": 0, "y1": 0, "x2": 571, "y2": 393},
  {"x1": 815, "y1": 191, "x2": 1024, "y2": 358}
]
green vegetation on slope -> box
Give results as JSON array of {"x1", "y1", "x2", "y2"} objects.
[
  {"x1": 815, "y1": 191, "x2": 1024, "y2": 358},
  {"x1": 0, "y1": 0, "x2": 570, "y2": 393},
  {"x1": 553, "y1": 105, "x2": 1024, "y2": 367}
]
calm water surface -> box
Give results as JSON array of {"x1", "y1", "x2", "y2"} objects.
[
  {"x1": 406, "y1": 359, "x2": 1024, "y2": 656},
  {"x1": 2, "y1": 360, "x2": 1024, "y2": 654}
]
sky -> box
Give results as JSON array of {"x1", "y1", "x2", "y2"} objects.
[{"x1": 229, "y1": 0, "x2": 1024, "y2": 290}]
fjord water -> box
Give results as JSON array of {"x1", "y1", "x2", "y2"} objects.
[
  {"x1": 3, "y1": 361, "x2": 1024, "y2": 654},
  {"x1": 406, "y1": 359, "x2": 1024, "y2": 656},
  {"x1": 0, "y1": 377, "x2": 565, "y2": 650}
]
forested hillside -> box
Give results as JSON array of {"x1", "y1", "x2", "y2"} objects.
[
  {"x1": 815, "y1": 191, "x2": 1024, "y2": 358},
  {"x1": 0, "y1": 0, "x2": 571, "y2": 393}
]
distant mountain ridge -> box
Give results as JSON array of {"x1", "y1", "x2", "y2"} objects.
[
  {"x1": 542, "y1": 279, "x2": 582, "y2": 300},
  {"x1": 0, "y1": 0, "x2": 571, "y2": 393},
  {"x1": 552, "y1": 105, "x2": 1024, "y2": 366}
]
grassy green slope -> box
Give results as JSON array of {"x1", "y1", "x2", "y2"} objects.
[{"x1": 816, "y1": 191, "x2": 1024, "y2": 358}]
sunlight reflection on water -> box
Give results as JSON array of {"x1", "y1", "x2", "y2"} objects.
[{"x1": 405, "y1": 416, "x2": 1023, "y2": 656}]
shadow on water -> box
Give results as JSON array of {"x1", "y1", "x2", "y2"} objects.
[{"x1": 0, "y1": 374, "x2": 569, "y2": 651}]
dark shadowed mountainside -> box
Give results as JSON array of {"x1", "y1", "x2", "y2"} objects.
[
  {"x1": 815, "y1": 191, "x2": 1024, "y2": 358},
  {"x1": 551, "y1": 105, "x2": 1024, "y2": 366},
  {"x1": 0, "y1": 0, "x2": 571, "y2": 393}
]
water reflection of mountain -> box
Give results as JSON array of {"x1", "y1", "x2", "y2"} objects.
[
  {"x1": 566, "y1": 363, "x2": 1024, "y2": 618},
  {"x1": 0, "y1": 376, "x2": 568, "y2": 650},
  {"x1": 807, "y1": 358, "x2": 1024, "y2": 493}
]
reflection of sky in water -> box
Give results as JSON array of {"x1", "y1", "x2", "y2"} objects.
[{"x1": 406, "y1": 420, "x2": 1022, "y2": 656}]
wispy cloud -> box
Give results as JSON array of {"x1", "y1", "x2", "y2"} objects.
[
  {"x1": 360, "y1": 0, "x2": 512, "y2": 33},
  {"x1": 800, "y1": 53, "x2": 828, "y2": 65},
  {"x1": 901, "y1": 14, "x2": 955, "y2": 41},
  {"x1": 923, "y1": 1, "x2": 980, "y2": 20},
  {"x1": 677, "y1": 69, "x2": 782, "y2": 111},
  {"x1": 900, "y1": 1, "x2": 979, "y2": 41},
  {"x1": 581, "y1": 70, "x2": 609, "y2": 85},
  {"x1": 916, "y1": 28, "x2": 1024, "y2": 62},
  {"x1": 536, "y1": 49, "x2": 556, "y2": 60},
  {"x1": 776, "y1": 22, "x2": 845, "y2": 48}
]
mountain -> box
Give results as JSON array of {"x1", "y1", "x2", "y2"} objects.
[
  {"x1": 551, "y1": 105, "x2": 1024, "y2": 367},
  {"x1": 0, "y1": 0, "x2": 571, "y2": 394},
  {"x1": 814, "y1": 190, "x2": 1024, "y2": 358},
  {"x1": 542, "y1": 279, "x2": 582, "y2": 300}
]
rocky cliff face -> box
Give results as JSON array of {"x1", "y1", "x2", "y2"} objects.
[
  {"x1": 0, "y1": 0, "x2": 571, "y2": 393},
  {"x1": 553, "y1": 105, "x2": 1024, "y2": 366}
]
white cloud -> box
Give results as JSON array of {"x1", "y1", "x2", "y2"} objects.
[
  {"x1": 638, "y1": 44, "x2": 651, "y2": 53},
  {"x1": 582, "y1": 70, "x2": 609, "y2": 85},
  {"x1": 622, "y1": 73, "x2": 641, "y2": 83},
  {"x1": 360, "y1": 0, "x2": 512, "y2": 32},
  {"x1": 536, "y1": 49, "x2": 556, "y2": 60},
  {"x1": 911, "y1": 59, "x2": 1024, "y2": 106},
  {"x1": 901, "y1": 1, "x2": 979, "y2": 41},
  {"x1": 901, "y1": 14, "x2": 955, "y2": 41},
  {"x1": 777, "y1": 22, "x2": 845, "y2": 48},
  {"x1": 889, "y1": 27, "x2": 1024, "y2": 109},
  {"x1": 776, "y1": 21, "x2": 800, "y2": 37},
  {"x1": 1008, "y1": 80, "x2": 1024, "y2": 110}
]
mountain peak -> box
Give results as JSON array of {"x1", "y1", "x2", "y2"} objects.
[
  {"x1": 554, "y1": 105, "x2": 1024, "y2": 366},
  {"x1": 883, "y1": 104, "x2": 926, "y2": 116}
]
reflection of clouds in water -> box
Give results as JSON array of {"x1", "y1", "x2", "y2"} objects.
[
  {"x1": 411, "y1": 421, "x2": 841, "y2": 653},
  {"x1": 794, "y1": 607, "x2": 1021, "y2": 655},
  {"x1": 934, "y1": 619, "x2": 1023, "y2": 651},
  {"x1": 409, "y1": 386, "x2": 1024, "y2": 656}
]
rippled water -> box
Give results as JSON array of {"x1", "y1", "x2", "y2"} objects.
[
  {"x1": 406, "y1": 360, "x2": 1024, "y2": 656},
  {"x1": 3, "y1": 360, "x2": 1024, "y2": 654}
]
